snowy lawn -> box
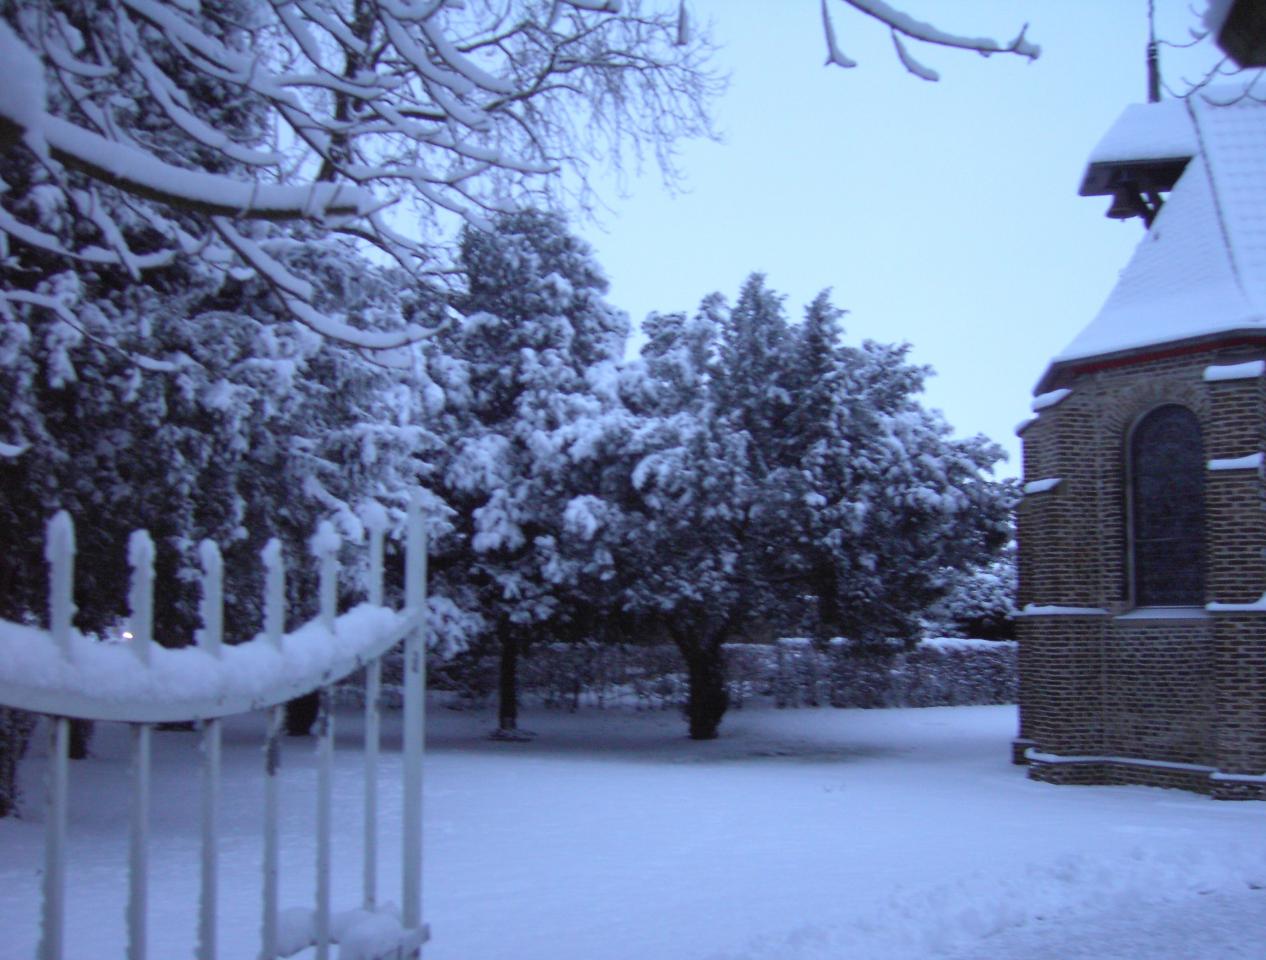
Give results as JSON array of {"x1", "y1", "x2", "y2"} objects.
[{"x1": 2, "y1": 700, "x2": 1263, "y2": 959}]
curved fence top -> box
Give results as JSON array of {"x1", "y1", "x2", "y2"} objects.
[{"x1": 0, "y1": 604, "x2": 420, "y2": 723}]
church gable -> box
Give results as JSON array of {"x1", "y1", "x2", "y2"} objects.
[{"x1": 1015, "y1": 94, "x2": 1266, "y2": 799}]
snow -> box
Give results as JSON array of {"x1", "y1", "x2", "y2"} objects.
[
  {"x1": 1207, "y1": 593, "x2": 1266, "y2": 612},
  {"x1": 0, "y1": 604, "x2": 412, "y2": 723},
  {"x1": 1026, "y1": 749, "x2": 1215, "y2": 774},
  {"x1": 1048, "y1": 95, "x2": 1266, "y2": 377},
  {"x1": 1030, "y1": 388, "x2": 1071, "y2": 412},
  {"x1": 1203, "y1": 0, "x2": 1237, "y2": 35},
  {"x1": 1085, "y1": 98, "x2": 1195, "y2": 166},
  {"x1": 1208, "y1": 452, "x2": 1263, "y2": 471},
  {"x1": 272, "y1": 903, "x2": 427, "y2": 959},
  {"x1": 1017, "y1": 604, "x2": 1107, "y2": 616},
  {"x1": 1, "y1": 701, "x2": 1262, "y2": 960},
  {"x1": 1203, "y1": 359, "x2": 1266, "y2": 381},
  {"x1": 919, "y1": 636, "x2": 1015, "y2": 653},
  {"x1": 1055, "y1": 154, "x2": 1256, "y2": 364},
  {"x1": 0, "y1": 20, "x2": 47, "y2": 140},
  {"x1": 1211, "y1": 769, "x2": 1266, "y2": 784},
  {"x1": 1115, "y1": 606, "x2": 1210, "y2": 620},
  {"x1": 43, "y1": 115, "x2": 372, "y2": 220},
  {"x1": 1023, "y1": 477, "x2": 1061, "y2": 495},
  {"x1": 360, "y1": 500, "x2": 389, "y2": 533},
  {"x1": 309, "y1": 520, "x2": 341, "y2": 558}
]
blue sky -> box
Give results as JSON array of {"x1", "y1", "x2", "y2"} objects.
[{"x1": 581, "y1": 1, "x2": 1229, "y2": 475}]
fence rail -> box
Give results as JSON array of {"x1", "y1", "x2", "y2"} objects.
[{"x1": 0, "y1": 494, "x2": 432, "y2": 960}]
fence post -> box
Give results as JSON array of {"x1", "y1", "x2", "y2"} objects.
[
  {"x1": 40, "y1": 512, "x2": 74, "y2": 959},
  {"x1": 260, "y1": 540, "x2": 285, "y2": 960},
  {"x1": 125, "y1": 530, "x2": 156, "y2": 960},
  {"x1": 198, "y1": 540, "x2": 224, "y2": 656},
  {"x1": 127, "y1": 531, "x2": 154, "y2": 664},
  {"x1": 45, "y1": 512, "x2": 74, "y2": 661},
  {"x1": 313, "y1": 521, "x2": 339, "y2": 632},
  {"x1": 198, "y1": 540, "x2": 223, "y2": 960},
  {"x1": 403, "y1": 491, "x2": 427, "y2": 932},
  {"x1": 311, "y1": 523, "x2": 339, "y2": 960},
  {"x1": 262, "y1": 540, "x2": 285, "y2": 652},
  {"x1": 127, "y1": 723, "x2": 151, "y2": 960},
  {"x1": 362, "y1": 503, "x2": 388, "y2": 910},
  {"x1": 38, "y1": 717, "x2": 69, "y2": 960}
]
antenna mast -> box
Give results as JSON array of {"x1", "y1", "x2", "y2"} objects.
[{"x1": 1147, "y1": 0, "x2": 1161, "y2": 102}]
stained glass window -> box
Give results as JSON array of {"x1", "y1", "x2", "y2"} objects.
[{"x1": 1129, "y1": 404, "x2": 1204, "y2": 606}]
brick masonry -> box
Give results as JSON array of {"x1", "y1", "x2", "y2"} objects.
[{"x1": 1017, "y1": 342, "x2": 1266, "y2": 799}]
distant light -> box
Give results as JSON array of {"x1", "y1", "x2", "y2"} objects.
[{"x1": 122, "y1": 631, "x2": 134, "y2": 640}]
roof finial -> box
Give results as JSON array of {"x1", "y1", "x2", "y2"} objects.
[{"x1": 1147, "y1": 0, "x2": 1161, "y2": 102}]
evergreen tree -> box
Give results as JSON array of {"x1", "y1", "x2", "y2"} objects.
[
  {"x1": 616, "y1": 276, "x2": 1013, "y2": 739},
  {"x1": 617, "y1": 298, "x2": 772, "y2": 739},
  {"x1": 437, "y1": 209, "x2": 631, "y2": 736}
]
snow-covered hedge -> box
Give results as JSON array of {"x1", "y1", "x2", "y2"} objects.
[{"x1": 418, "y1": 636, "x2": 1017, "y2": 712}]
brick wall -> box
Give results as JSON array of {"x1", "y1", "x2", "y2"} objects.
[{"x1": 1017, "y1": 343, "x2": 1266, "y2": 798}]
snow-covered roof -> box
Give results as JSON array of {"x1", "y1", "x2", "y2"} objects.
[
  {"x1": 1041, "y1": 93, "x2": 1266, "y2": 391},
  {"x1": 1084, "y1": 98, "x2": 1196, "y2": 168}
]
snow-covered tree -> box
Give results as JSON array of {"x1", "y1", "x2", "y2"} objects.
[
  {"x1": 0, "y1": 0, "x2": 720, "y2": 346},
  {"x1": 616, "y1": 276, "x2": 1013, "y2": 739},
  {"x1": 433, "y1": 209, "x2": 632, "y2": 736},
  {"x1": 923, "y1": 545, "x2": 1019, "y2": 641},
  {"x1": 0, "y1": 224, "x2": 459, "y2": 797},
  {"x1": 0, "y1": 232, "x2": 446, "y2": 642},
  {"x1": 774, "y1": 305, "x2": 1014, "y2": 646}
]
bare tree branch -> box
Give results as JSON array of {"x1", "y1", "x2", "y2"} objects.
[
  {"x1": 0, "y1": 2, "x2": 722, "y2": 349},
  {"x1": 828, "y1": 0, "x2": 1039, "y2": 79}
]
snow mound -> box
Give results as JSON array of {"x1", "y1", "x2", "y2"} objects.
[{"x1": 273, "y1": 904, "x2": 428, "y2": 960}]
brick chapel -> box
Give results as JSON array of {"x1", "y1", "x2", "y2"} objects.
[{"x1": 1014, "y1": 91, "x2": 1266, "y2": 799}]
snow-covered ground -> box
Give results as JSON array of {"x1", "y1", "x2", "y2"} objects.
[{"x1": 1, "y1": 701, "x2": 1263, "y2": 959}]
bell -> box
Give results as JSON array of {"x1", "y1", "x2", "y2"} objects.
[{"x1": 1106, "y1": 185, "x2": 1144, "y2": 220}]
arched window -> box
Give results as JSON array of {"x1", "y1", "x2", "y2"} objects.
[{"x1": 1128, "y1": 404, "x2": 1205, "y2": 606}]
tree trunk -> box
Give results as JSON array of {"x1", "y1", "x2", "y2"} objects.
[
  {"x1": 683, "y1": 645, "x2": 729, "y2": 740},
  {"x1": 285, "y1": 691, "x2": 320, "y2": 736},
  {"x1": 68, "y1": 718, "x2": 94, "y2": 759},
  {"x1": 498, "y1": 631, "x2": 519, "y2": 733},
  {"x1": 0, "y1": 708, "x2": 38, "y2": 818}
]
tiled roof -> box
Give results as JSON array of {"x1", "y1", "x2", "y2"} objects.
[{"x1": 1041, "y1": 93, "x2": 1266, "y2": 389}]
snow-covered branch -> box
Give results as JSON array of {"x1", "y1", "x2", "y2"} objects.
[
  {"x1": 34, "y1": 116, "x2": 373, "y2": 221},
  {"x1": 0, "y1": 2, "x2": 720, "y2": 348},
  {"x1": 825, "y1": 0, "x2": 1039, "y2": 78}
]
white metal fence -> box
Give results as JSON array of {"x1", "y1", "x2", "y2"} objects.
[{"x1": 0, "y1": 494, "x2": 432, "y2": 960}]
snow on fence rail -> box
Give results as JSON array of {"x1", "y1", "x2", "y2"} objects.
[{"x1": 0, "y1": 496, "x2": 432, "y2": 960}]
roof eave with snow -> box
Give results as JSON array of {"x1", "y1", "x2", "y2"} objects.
[
  {"x1": 1038, "y1": 93, "x2": 1266, "y2": 396},
  {"x1": 1037, "y1": 325, "x2": 1266, "y2": 395}
]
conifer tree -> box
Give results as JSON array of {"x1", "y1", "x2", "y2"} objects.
[
  {"x1": 618, "y1": 276, "x2": 1013, "y2": 739},
  {"x1": 438, "y1": 209, "x2": 630, "y2": 736}
]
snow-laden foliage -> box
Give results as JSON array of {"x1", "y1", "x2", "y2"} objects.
[
  {"x1": 430, "y1": 209, "x2": 634, "y2": 730},
  {"x1": 0, "y1": 0, "x2": 720, "y2": 346},
  {"x1": 0, "y1": 229, "x2": 449, "y2": 644},
  {"x1": 613, "y1": 276, "x2": 1014, "y2": 738},
  {"x1": 0, "y1": 707, "x2": 37, "y2": 818},
  {"x1": 923, "y1": 545, "x2": 1019, "y2": 641}
]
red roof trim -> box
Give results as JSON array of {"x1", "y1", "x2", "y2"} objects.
[{"x1": 1039, "y1": 332, "x2": 1266, "y2": 393}]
